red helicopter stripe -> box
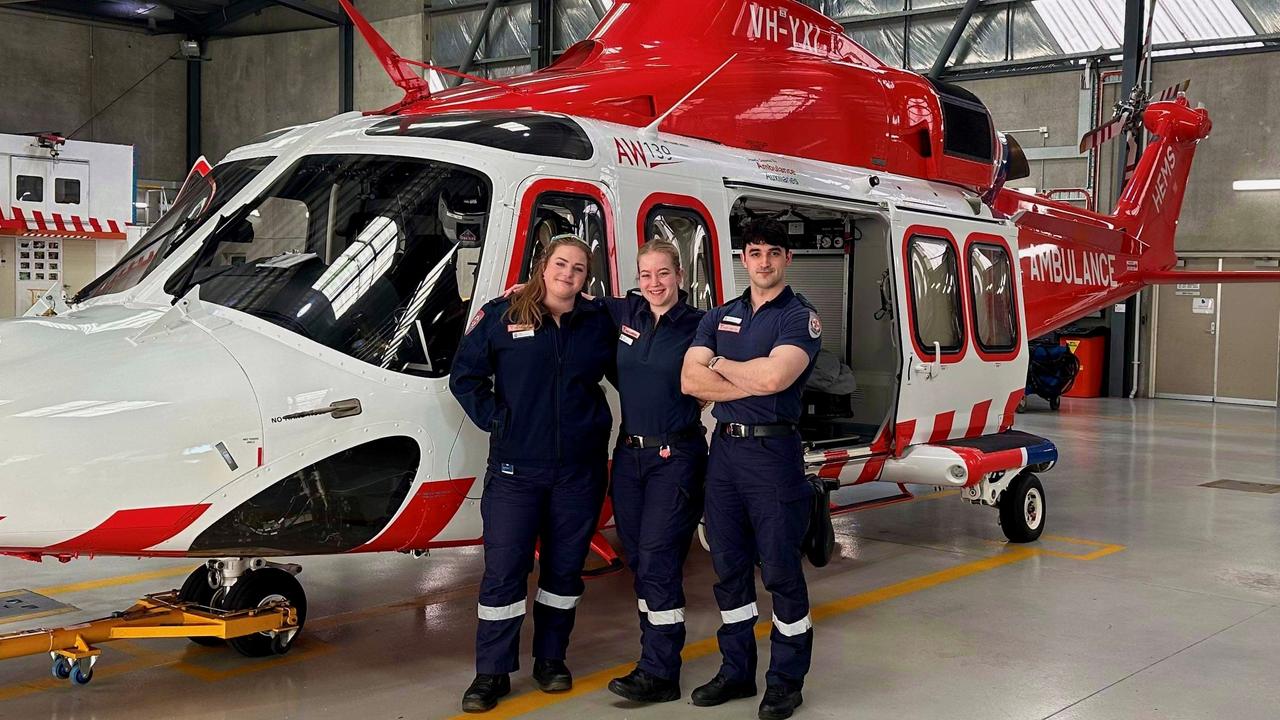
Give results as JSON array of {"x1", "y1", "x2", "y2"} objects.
[{"x1": 44, "y1": 504, "x2": 211, "y2": 555}]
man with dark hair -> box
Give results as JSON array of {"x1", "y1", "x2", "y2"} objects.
[{"x1": 680, "y1": 217, "x2": 822, "y2": 720}]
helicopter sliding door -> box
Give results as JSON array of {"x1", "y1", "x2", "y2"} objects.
[
  {"x1": 889, "y1": 208, "x2": 1027, "y2": 455},
  {"x1": 724, "y1": 191, "x2": 897, "y2": 449}
]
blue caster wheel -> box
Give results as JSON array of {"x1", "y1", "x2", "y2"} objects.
[
  {"x1": 51, "y1": 657, "x2": 72, "y2": 680},
  {"x1": 70, "y1": 663, "x2": 93, "y2": 686}
]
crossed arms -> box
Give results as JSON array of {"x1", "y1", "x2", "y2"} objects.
[{"x1": 680, "y1": 345, "x2": 812, "y2": 403}]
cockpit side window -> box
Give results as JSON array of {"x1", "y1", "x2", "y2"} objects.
[
  {"x1": 164, "y1": 154, "x2": 491, "y2": 378},
  {"x1": 521, "y1": 192, "x2": 611, "y2": 299}
]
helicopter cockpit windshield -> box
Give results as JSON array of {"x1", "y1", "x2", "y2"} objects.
[
  {"x1": 164, "y1": 154, "x2": 492, "y2": 379},
  {"x1": 77, "y1": 157, "x2": 273, "y2": 301}
]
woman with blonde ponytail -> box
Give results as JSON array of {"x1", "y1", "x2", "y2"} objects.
[
  {"x1": 597, "y1": 239, "x2": 709, "y2": 704},
  {"x1": 450, "y1": 234, "x2": 616, "y2": 713}
]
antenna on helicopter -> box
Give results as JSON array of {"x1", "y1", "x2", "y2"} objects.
[{"x1": 639, "y1": 53, "x2": 738, "y2": 141}]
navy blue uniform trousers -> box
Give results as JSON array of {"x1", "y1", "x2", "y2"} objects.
[
  {"x1": 610, "y1": 435, "x2": 706, "y2": 681},
  {"x1": 475, "y1": 460, "x2": 607, "y2": 675},
  {"x1": 705, "y1": 432, "x2": 814, "y2": 691}
]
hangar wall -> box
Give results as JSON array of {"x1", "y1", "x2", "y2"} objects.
[
  {"x1": 0, "y1": 11, "x2": 187, "y2": 181},
  {"x1": 202, "y1": 0, "x2": 426, "y2": 163}
]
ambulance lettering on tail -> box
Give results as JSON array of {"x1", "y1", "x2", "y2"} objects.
[{"x1": 1025, "y1": 246, "x2": 1117, "y2": 289}]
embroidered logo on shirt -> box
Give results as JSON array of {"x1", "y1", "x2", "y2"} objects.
[
  {"x1": 718, "y1": 322, "x2": 741, "y2": 333},
  {"x1": 466, "y1": 309, "x2": 484, "y2": 334},
  {"x1": 809, "y1": 311, "x2": 822, "y2": 339},
  {"x1": 620, "y1": 325, "x2": 641, "y2": 338}
]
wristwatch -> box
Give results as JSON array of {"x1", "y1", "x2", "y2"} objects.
[{"x1": 708, "y1": 355, "x2": 725, "y2": 370}]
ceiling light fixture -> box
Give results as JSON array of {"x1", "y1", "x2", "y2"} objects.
[{"x1": 1233, "y1": 179, "x2": 1280, "y2": 191}]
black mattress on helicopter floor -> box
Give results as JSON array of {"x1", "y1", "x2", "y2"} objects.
[{"x1": 938, "y1": 429, "x2": 1051, "y2": 453}]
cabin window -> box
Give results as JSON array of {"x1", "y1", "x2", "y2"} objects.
[
  {"x1": 522, "y1": 192, "x2": 611, "y2": 299},
  {"x1": 969, "y1": 243, "x2": 1018, "y2": 352},
  {"x1": 164, "y1": 154, "x2": 492, "y2": 379},
  {"x1": 15, "y1": 175, "x2": 42, "y2": 203},
  {"x1": 907, "y1": 235, "x2": 964, "y2": 354},
  {"x1": 644, "y1": 206, "x2": 716, "y2": 310},
  {"x1": 54, "y1": 178, "x2": 81, "y2": 205},
  {"x1": 77, "y1": 157, "x2": 272, "y2": 301}
]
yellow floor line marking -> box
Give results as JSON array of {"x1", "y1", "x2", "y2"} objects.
[
  {"x1": 983, "y1": 535, "x2": 1127, "y2": 561},
  {"x1": 443, "y1": 546, "x2": 1044, "y2": 720},
  {"x1": 34, "y1": 565, "x2": 197, "y2": 597}
]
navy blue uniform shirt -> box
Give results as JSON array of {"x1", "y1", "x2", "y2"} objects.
[
  {"x1": 599, "y1": 289, "x2": 706, "y2": 437},
  {"x1": 450, "y1": 294, "x2": 615, "y2": 467},
  {"x1": 692, "y1": 285, "x2": 822, "y2": 425}
]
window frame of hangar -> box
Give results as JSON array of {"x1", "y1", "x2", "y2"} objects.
[
  {"x1": 509, "y1": 178, "x2": 618, "y2": 297},
  {"x1": 964, "y1": 233, "x2": 1021, "y2": 362},
  {"x1": 637, "y1": 192, "x2": 724, "y2": 308},
  {"x1": 15, "y1": 174, "x2": 43, "y2": 203},
  {"x1": 903, "y1": 226, "x2": 967, "y2": 363}
]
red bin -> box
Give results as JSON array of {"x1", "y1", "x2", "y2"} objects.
[{"x1": 1059, "y1": 335, "x2": 1105, "y2": 398}]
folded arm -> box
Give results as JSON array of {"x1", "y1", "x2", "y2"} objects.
[
  {"x1": 681, "y1": 346, "x2": 751, "y2": 402},
  {"x1": 710, "y1": 345, "x2": 811, "y2": 396}
]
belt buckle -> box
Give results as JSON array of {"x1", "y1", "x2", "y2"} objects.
[{"x1": 726, "y1": 423, "x2": 748, "y2": 438}]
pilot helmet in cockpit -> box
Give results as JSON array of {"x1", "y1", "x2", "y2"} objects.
[{"x1": 439, "y1": 183, "x2": 487, "y2": 247}]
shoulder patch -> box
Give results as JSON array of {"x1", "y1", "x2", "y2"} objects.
[
  {"x1": 466, "y1": 309, "x2": 485, "y2": 335},
  {"x1": 808, "y1": 311, "x2": 822, "y2": 339}
]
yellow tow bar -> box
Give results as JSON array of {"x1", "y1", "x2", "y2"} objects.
[{"x1": 0, "y1": 591, "x2": 298, "y2": 686}]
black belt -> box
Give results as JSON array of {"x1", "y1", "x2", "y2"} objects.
[
  {"x1": 621, "y1": 425, "x2": 704, "y2": 449},
  {"x1": 717, "y1": 422, "x2": 796, "y2": 438}
]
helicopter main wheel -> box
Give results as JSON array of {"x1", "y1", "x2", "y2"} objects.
[
  {"x1": 998, "y1": 471, "x2": 1046, "y2": 544},
  {"x1": 1049, "y1": 396, "x2": 1062, "y2": 411},
  {"x1": 178, "y1": 565, "x2": 226, "y2": 647},
  {"x1": 222, "y1": 568, "x2": 307, "y2": 658}
]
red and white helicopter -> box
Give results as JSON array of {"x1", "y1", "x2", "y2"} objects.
[{"x1": 1, "y1": 0, "x2": 1272, "y2": 679}]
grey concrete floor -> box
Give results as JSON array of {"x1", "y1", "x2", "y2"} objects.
[{"x1": 0, "y1": 397, "x2": 1277, "y2": 720}]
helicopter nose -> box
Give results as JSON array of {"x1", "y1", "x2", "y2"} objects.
[{"x1": 0, "y1": 307, "x2": 262, "y2": 554}]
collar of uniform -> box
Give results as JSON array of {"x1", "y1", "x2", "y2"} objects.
[
  {"x1": 625, "y1": 288, "x2": 692, "y2": 322},
  {"x1": 738, "y1": 284, "x2": 795, "y2": 312},
  {"x1": 537, "y1": 293, "x2": 603, "y2": 324}
]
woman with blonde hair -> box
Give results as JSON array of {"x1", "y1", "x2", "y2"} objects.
[
  {"x1": 450, "y1": 234, "x2": 616, "y2": 713},
  {"x1": 598, "y1": 239, "x2": 708, "y2": 703}
]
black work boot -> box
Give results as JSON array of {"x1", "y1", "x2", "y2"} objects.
[
  {"x1": 758, "y1": 685, "x2": 804, "y2": 720},
  {"x1": 690, "y1": 673, "x2": 757, "y2": 707},
  {"x1": 461, "y1": 673, "x2": 510, "y2": 713},
  {"x1": 607, "y1": 667, "x2": 681, "y2": 703},
  {"x1": 532, "y1": 658, "x2": 573, "y2": 692}
]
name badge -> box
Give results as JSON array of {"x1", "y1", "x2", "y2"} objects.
[
  {"x1": 620, "y1": 325, "x2": 641, "y2": 338},
  {"x1": 508, "y1": 323, "x2": 535, "y2": 339},
  {"x1": 723, "y1": 316, "x2": 742, "y2": 325},
  {"x1": 619, "y1": 333, "x2": 634, "y2": 345},
  {"x1": 717, "y1": 322, "x2": 741, "y2": 333}
]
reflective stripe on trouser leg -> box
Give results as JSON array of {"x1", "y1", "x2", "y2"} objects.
[
  {"x1": 627, "y1": 438, "x2": 705, "y2": 681},
  {"x1": 531, "y1": 461, "x2": 607, "y2": 662},
  {"x1": 754, "y1": 436, "x2": 814, "y2": 691},
  {"x1": 706, "y1": 440, "x2": 759, "y2": 683},
  {"x1": 478, "y1": 599, "x2": 526, "y2": 621},
  {"x1": 476, "y1": 468, "x2": 542, "y2": 675}
]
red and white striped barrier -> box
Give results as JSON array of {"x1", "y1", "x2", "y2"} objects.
[{"x1": 0, "y1": 205, "x2": 127, "y2": 240}]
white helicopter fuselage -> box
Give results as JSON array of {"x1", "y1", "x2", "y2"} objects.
[{"x1": 0, "y1": 108, "x2": 1032, "y2": 561}]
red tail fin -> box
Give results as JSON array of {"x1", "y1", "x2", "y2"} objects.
[{"x1": 1112, "y1": 97, "x2": 1212, "y2": 272}]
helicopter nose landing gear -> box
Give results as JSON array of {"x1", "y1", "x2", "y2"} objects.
[{"x1": 0, "y1": 557, "x2": 305, "y2": 685}]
